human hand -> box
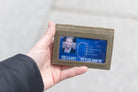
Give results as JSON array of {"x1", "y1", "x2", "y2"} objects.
[{"x1": 27, "y1": 21, "x2": 88, "y2": 90}]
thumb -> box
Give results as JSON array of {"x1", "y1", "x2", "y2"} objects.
[
  {"x1": 44, "y1": 21, "x2": 55, "y2": 41},
  {"x1": 36, "y1": 21, "x2": 55, "y2": 47}
]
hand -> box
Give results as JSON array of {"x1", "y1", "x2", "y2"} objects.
[{"x1": 27, "y1": 21, "x2": 88, "y2": 90}]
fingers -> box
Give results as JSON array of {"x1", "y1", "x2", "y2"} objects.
[
  {"x1": 60, "y1": 66, "x2": 88, "y2": 81},
  {"x1": 36, "y1": 21, "x2": 55, "y2": 48}
]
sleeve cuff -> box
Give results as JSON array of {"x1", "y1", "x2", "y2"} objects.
[{"x1": 14, "y1": 54, "x2": 44, "y2": 91}]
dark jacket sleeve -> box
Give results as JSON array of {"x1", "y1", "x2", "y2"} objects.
[{"x1": 0, "y1": 54, "x2": 44, "y2": 92}]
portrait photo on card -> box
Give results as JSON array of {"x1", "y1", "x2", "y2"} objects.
[{"x1": 61, "y1": 36, "x2": 76, "y2": 53}]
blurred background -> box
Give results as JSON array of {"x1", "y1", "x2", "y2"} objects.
[{"x1": 0, "y1": 0, "x2": 138, "y2": 92}]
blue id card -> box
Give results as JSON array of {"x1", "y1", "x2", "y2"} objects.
[{"x1": 59, "y1": 36, "x2": 107, "y2": 63}]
